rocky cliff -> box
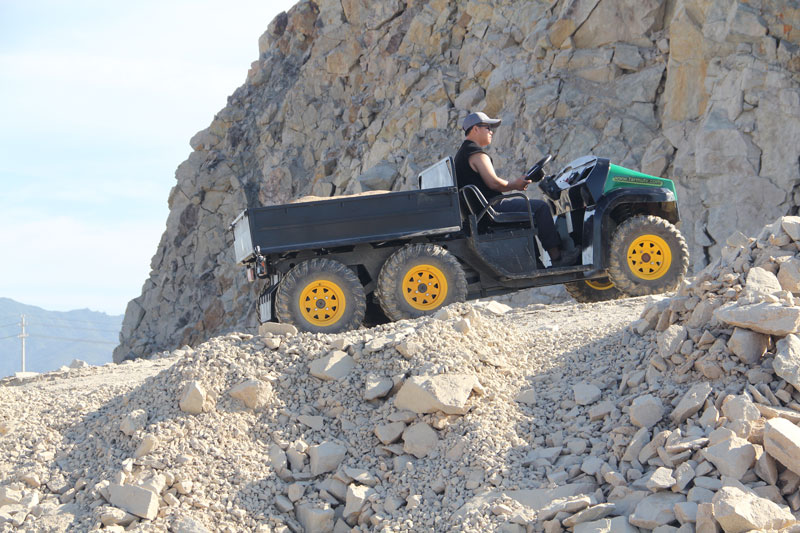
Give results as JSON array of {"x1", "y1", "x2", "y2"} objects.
[{"x1": 114, "y1": 0, "x2": 800, "y2": 362}]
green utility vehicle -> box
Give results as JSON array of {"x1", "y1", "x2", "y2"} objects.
[{"x1": 231, "y1": 155, "x2": 689, "y2": 333}]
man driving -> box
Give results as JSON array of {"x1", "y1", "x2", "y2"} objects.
[{"x1": 454, "y1": 111, "x2": 579, "y2": 267}]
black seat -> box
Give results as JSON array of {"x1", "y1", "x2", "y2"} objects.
[{"x1": 459, "y1": 185, "x2": 532, "y2": 224}]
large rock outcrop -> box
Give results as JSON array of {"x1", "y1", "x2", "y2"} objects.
[{"x1": 114, "y1": 0, "x2": 800, "y2": 361}]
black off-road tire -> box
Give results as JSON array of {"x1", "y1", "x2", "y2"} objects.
[
  {"x1": 275, "y1": 258, "x2": 366, "y2": 333},
  {"x1": 564, "y1": 277, "x2": 623, "y2": 303},
  {"x1": 376, "y1": 244, "x2": 468, "y2": 321},
  {"x1": 607, "y1": 215, "x2": 689, "y2": 296}
]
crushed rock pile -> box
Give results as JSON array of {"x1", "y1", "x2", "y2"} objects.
[{"x1": 0, "y1": 219, "x2": 800, "y2": 533}]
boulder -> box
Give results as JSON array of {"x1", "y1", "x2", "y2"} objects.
[
  {"x1": 374, "y1": 422, "x2": 405, "y2": 445},
  {"x1": 763, "y1": 417, "x2": 800, "y2": 475},
  {"x1": 629, "y1": 492, "x2": 686, "y2": 529},
  {"x1": 394, "y1": 374, "x2": 481, "y2": 414},
  {"x1": 343, "y1": 484, "x2": 374, "y2": 523},
  {"x1": 714, "y1": 302, "x2": 800, "y2": 336},
  {"x1": 630, "y1": 394, "x2": 664, "y2": 428},
  {"x1": 257, "y1": 322, "x2": 298, "y2": 336},
  {"x1": 774, "y1": 334, "x2": 800, "y2": 390},
  {"x1": 107, "y1": 484, "x2": 159, "y2": 520},
  {"x1": 671, "y1": 382, "x2": 713, "y2": 424},
  {"x1": 364, "y1": 374, "x2": 393, "y2": 400},
  {"x1": 120, "y1": 409, "x2": 148, "y2": 436},
  {"x1": 745, "y1": 266, "x2": 783, "y2": 295},
  {"x1": 295, "y1": 504, "x2": 335, "y2": 533},
  {"x1": 712, "y1": 485, "x2": 795, "y2": 533},
  {"x1": 778, "y1": 258, "x2": 800, "y2": 292},
  {"x1": 573, "y1": 382, "x2": 602, "y2": 406},
  {"x1": 702, "y1": 436, "x2": 756, "y2": 480},
  {"x1": 228, "y1": 379, "x2": 272, "y2": 409},
  {"x1": 309, "y1": 351, "x2": 356, "y2": 381},
  {"x1": 179, "y1": 381, "x2": 206, "y2": 414},
  {"x1": 726, "y1": 328, "x2": 769, "y2": 365},
  {"x1": 308, "y1": 442, "x2": 347, "y2": 476},
  {"x1": 402, "y1": 422, "x2": 438, "y2": 458}
]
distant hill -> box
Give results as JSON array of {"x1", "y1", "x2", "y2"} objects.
[{"x1": 0, "y1": 298, "x2": 122, "y2": 377}]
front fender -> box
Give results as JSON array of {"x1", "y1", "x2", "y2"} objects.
[{"x1": 587, "y1": 187, "x2": 680, "y2": 272}]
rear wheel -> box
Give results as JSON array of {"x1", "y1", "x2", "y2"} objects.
[
  {"x1": 608, "y1": 215, "x2": 689, "y2": 296},
  {"x1": 376, "y1": 244, "x2": 467, "y2": 321},
  {"x1": 564, "y1": 277, "x2": 622, "y2": 303},
  {"x1": 275, "y1": 258, "x2": 366, "y2": 333}
]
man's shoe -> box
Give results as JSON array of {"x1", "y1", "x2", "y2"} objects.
[{"x1": 550, "y1": 247, "x2": 580, "y2": 267}]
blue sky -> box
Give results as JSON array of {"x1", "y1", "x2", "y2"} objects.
[{"x1": 0, "y1": 0, "x2": 296, "y2": 315}]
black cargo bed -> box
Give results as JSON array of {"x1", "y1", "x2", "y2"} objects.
[{"x1": 233, "y1": 187, "x2": 462, "y2": 261}]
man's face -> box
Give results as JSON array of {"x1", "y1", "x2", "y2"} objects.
[{"x1": 470, "y1": 124, "x2": 496, "y2": 147}]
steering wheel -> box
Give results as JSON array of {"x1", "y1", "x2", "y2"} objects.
[{"x1": 524, "y1": 154, "x2": 553, "y2": 182}]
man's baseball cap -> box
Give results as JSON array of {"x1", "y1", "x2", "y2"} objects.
[{"x1": 462, "y1": 111, "x2": 501, "y2": 131}]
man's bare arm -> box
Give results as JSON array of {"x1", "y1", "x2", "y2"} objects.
[{"x1": 469, "y1": 153, "x2": 528, "y2": 192}]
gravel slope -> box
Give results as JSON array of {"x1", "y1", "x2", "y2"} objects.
[{"x1": 0, "y1": 296, "x2": 649, "y2": 532}]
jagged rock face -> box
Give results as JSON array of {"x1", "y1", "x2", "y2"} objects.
[{"x1": 114, "y1": 0, "x2": 800, "y2": 362}]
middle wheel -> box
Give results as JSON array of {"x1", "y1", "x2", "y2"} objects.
[{"x1": 376, "y1": 243, "x2": 468, "y2": 321}]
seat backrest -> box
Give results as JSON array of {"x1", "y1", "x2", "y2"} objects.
[
  {"x1": 459, "y1": 185, "x2": 499, "y2": 219},
  {"x1": 418, "y1": 157, "x2": 456, "y2": 189}
]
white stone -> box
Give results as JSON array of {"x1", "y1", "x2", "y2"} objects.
[
  {"x1": 745, "y1": 266, "x2": 783, "y2": 295},
  {"x1": 714, "y1": 302, "x2": 800, "y2": 336},
  {"x1": 514, "y1": 388, "x2": 537, "y2": 405},
  {"x1": 395, "y1": 374, "x2": 480, "y2": 415},
  {"x1": 179, "y1": 381, "x2": 206, "y2": 414},
  {"x1": 712, "y1": 485, "x2": 795, "y2": 533},
  {"x1": 726, "y1": 328, "x2": 769, "y2": 365},
  {"x1": 671, "y1": 382, "x2": 712, "y2": 424},
  {"x1": 630, "y1": 394, "x2": 665, "y2": 428},
  {"x1": 675, "y1": 501, "x2": 698, "y2": 524},
  {"x1": 374, "y1": 422, "x2": 405, "y2": 445},
  {"x1": 308, "y1": 442, "x2": 347, "y2": 476},
  {"x1": 645, "y1": 467, "x2": 676, "y2": 492},
  {"x1": 295, "y1": 503, "x2": 335, "y2": 533},
  {"x1": 107, "y1": 484, "x2": 159, "y2": 520},
  {"x1": 309, "y1": 351, "x2": 356, "y2": 381},
  {"x1": 574, "y1": 516, "x2": 639, "y2": 533},
  {"x1": 343, "y1": 484, "x2": 373, "y2": 523},
  {"x1": 774, "y1": 334, "x2": 800, "y2": 391},
  {"x1": 402, "y1": 422, "x2": 438, "y2": 458},
  {"x1": 629, "y1": 492, "x2": 686, "y2": 529},
  {"x1": 120, "y1": 409, "x2": 147, "y2": 436},
  {"x1": 573, "y1": 382, "x2": 602, "y2": 406},
  {"x1": 702, "y1": 436, "x2": 756, "y2": 480},
  {"x1": 228, "y1": 379, "x2": 272, "y2": 409},
  {"x1": 763, "y1": 417, "x2": 800, "y2": 475},
  {"x1": 134, "y1": 434, "x2": 159, "y2": 458},
  {"x1": 364, "y1": 374, "x2": 393, "y2": 400},
  {"x1": 778, "y1": 258, "x2": 800, "y2": 292},
  {"x1": 258, "y1": 322, "x2": 298, "y2": 336},
  {"x1": 659, "y1": 325, "x2": 688, "y2": 358}
]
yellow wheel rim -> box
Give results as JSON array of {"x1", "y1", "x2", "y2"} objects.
[
  {"x1": 402, "y1": 264, "x2": 448, "y2": 311},
  {"x1": 586, "y1": 279, "x2": 615, "y2": 290},
  {"x1": 299, "y1": 280, "x2": 346, "y2": 327},
  {"x1": 627, "y1": 234, "x2": 672, "y2": 280}
]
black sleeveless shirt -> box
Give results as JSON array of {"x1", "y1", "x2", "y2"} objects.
[{"x1": 454, "y1": 140, "x2": 499, "y2": 200}]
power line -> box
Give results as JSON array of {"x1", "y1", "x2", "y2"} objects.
[
  {"x1": 25, "y1": 322, "x2": 120, "y2": 333},
  {"x1": 29, "y1": 334, "x2": 117, "y2": 345},
  {"x1": 0, "y1": 322, "x2": 19, "y2": 329},
  {"x1": 0, "y1": 334, "x2": 17, "y2": 340}
]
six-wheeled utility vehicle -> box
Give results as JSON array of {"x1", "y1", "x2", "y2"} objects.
[{"x1": 231, "y1": 155, "x2": 689, "y2": 333}]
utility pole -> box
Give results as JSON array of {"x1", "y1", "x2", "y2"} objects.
[{"x1": 20, "y1": 314, "x2": 27, "y2": 372}]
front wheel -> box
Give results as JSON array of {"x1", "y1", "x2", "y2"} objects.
[
  {"x1": 607, "y1": 215, "x2": 689, "y2": 296},
  {"x1": 564, "y1": 277, "x2": 623, "y2": 303},
  {"x1": 376, "y1": 244, "x2": 467, "y2": 321},
  {"x1": 275, "y1": 258, "x2": 366, "y2": 333}
]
